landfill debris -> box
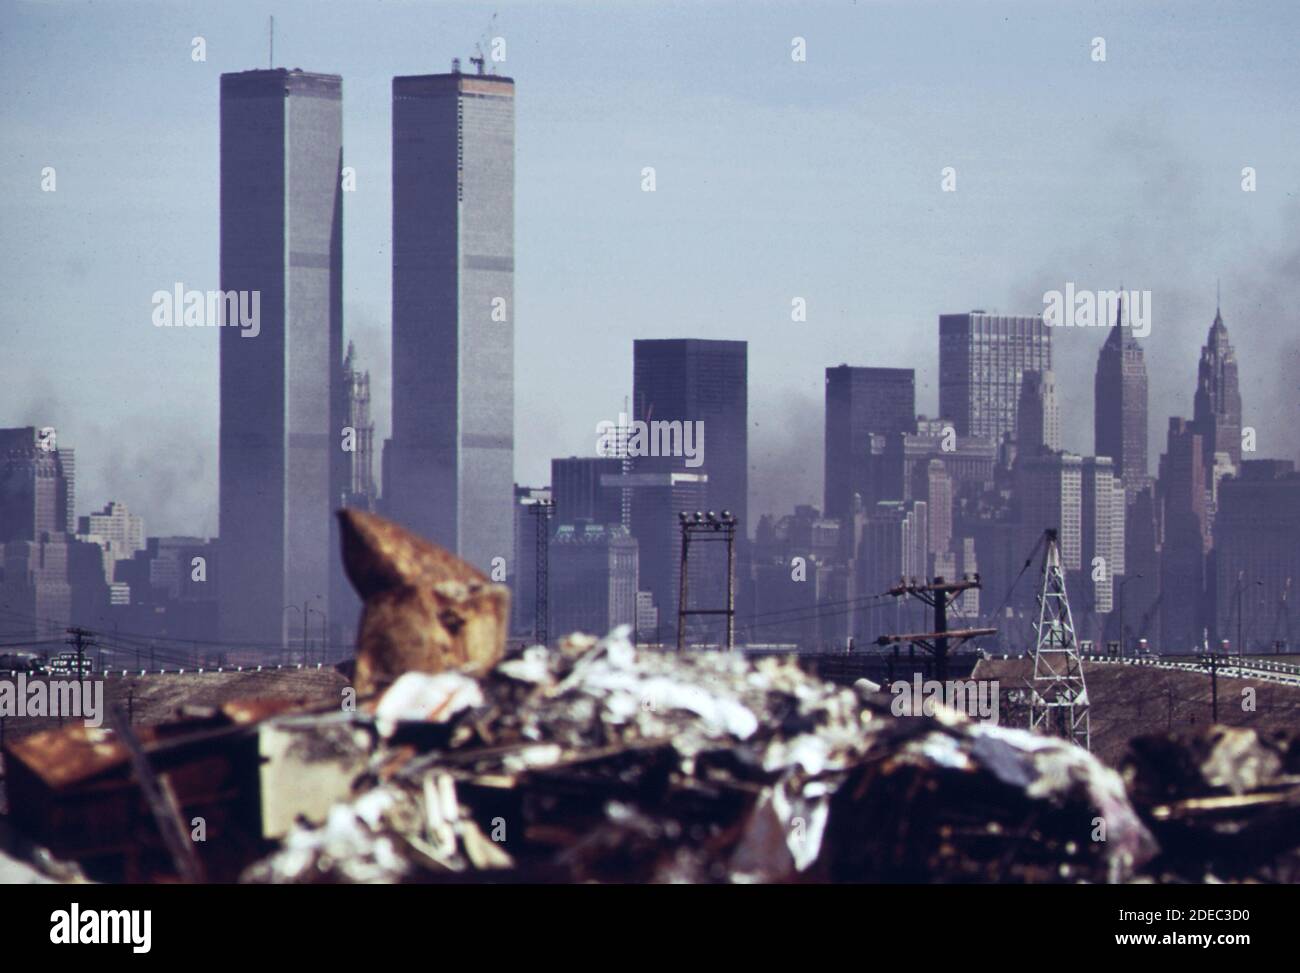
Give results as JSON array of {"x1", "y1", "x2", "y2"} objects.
[
  {"x1": 8, "y1": 520, "x2": 1295, "y2": 885},
  {"x1": 339, "y1": 509, "x2": 510, "y2": 695},
  {"x1": 1122, "y1": 726, "x2": 1300, "y2": 882},
  {"x1": 241, "y1": 625, "x2": 1156, "y2": 884}
]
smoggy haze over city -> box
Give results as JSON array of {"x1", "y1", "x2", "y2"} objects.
[{"x1": 2, "y1": 0, "x2": 1298, "y2": 537}]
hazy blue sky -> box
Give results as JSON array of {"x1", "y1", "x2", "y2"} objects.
[{"x1": 3, "y1": 0, "x2": 1298, "y2": 536}]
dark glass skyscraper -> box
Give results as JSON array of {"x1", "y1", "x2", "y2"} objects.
[
  {"x1": 218, "y1": 69, "x2": 344, "y2": 648},
  {"x1": 1094, "y1": 300, "x2": 1150, "y2": 504},
  {"x1": 388, "y1": 68, "x2": 515, "y2": 575},
  {"x1": 1158, "y1": 418, "x2": 1209, "y2": 653},
  {"x1": 939, "y1": 312, "x2": 1051, "y2": 445},
  {"x1": 823, "y1": 365, "x2": 915, "y2": 521},
  {"x1": 632, "y1": 339, "x2": 748, "y2": 530}
]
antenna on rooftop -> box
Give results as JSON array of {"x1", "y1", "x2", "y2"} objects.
[
  {"x1": 469, "y1": 12, "x2": 497, "y2": 75},
  {"x1": 269, "y1": 15, "x2": 274, "y2": 69}
]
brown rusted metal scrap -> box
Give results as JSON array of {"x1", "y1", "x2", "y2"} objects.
[{"x1": 339, "y1": 509, "x2": 510, "y2": 695}]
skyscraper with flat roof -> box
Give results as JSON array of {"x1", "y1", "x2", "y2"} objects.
[
  {"x1": 218, "y1": 68, "x2": 344, "y2": 648},
  {"x1": 388, "y1": 66, "x2": 515, "y2": 575},
  {"x1": 823, "y1": 365, "x2": 915, "y2": 521},
  {"x1": 1158, "y1": 418, "x2": 1209, "y2": 653},
  {"x1": 939, "y1": 312, "x2": 1051, "y2": 445},
  {"x1": 632, "y1": 339, "x2": 747, "y2": 530}
]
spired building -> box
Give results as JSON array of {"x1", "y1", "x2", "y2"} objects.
[
  {"x1": 340, "y1": 341, "x2": 378, "y2": 511},
  {"x1": 1094, "y1": 298, "x2": 1150, "y2": 504},
  {"x1": 388, "y1": 63, "x2": 515, "y2": 575},
  {"x1": 1016, "y1": 369, "x2": 1061, "y2": 458},
  {"x1": 1192, "y1": 303, "x2": 1244, "y2": 482},
  {"x1": 332, "y1": 341, "x2": 379, "y2": 643},
  {"x1": 218, "y1": 69, "x2": 345, "y2": 648},
  {"x1": 823, "y1": 365, "x2": 915, "y2": 522},
  {"x1": 0, "y1": 427, "x2": 74, "y2": 638},
  {"x1": 939, "y1": 311, "x2": 1051, "y2": 446}
]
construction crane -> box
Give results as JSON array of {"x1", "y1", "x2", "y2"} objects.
[{"x1": 1028, "y1": 529, "x2": 1090, "y2": 751}]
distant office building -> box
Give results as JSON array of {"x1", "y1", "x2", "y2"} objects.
[
  {"x1": 510, "y1": 486, "x2": 551, "y2": 638},
  {"x1": 1079, "y1": 457, "x2": 1118, "y2": 616},
  {"x1": 332, "y1": 342, "x2": 378, "y2": 642},
  {"x1": 77, "y1": 501, "x2": 145, "y2": 581},
  {"x1": 1016, "y1": 369, "x2": 1060, "y2": 457},
  {"x1": 552, "y1": 457, "x2": 624, "y2": 529},
  {"x1": 635, "y1": 591, "x2": 659, "y2": 645},
  {"x1": 218, "y1": 68, "x2": 344, "y2": 648},
  {"x1": 1094, "y1": 300, "x2": 1150, "y2": 503},
  {"x1": 1158, "y1": 419, "x2": 1209, "y2": 653},
  {"x1": 550, "y1": 524, "x2": 638, "y2": 639},
  {"x1": 939, "y1": 311, "x2": 1051, "y2": 444},
  {"x1": 68, "y1": 537, "x2": 111, "y2": 629},
  {"x1": 925, "y1": 459, "x2": 953, "y2": 565},
  {"x1": 954, "y1": 503, "x2": 1016, "y2": 633},
  {"x1": 58, "y1": 446, "x2": 75, "y2": 534},
  {"x1": 632, "y1": 339, "x2": 747, "y2": 531},
  {"x1": 750, "y1": 506, "x2": 841, "y2": 649},
  {"x1": 341, "y1": 341, "x2": 378, "y2": 510},
  {"x1": 856, "y1": 501, "x2": 928, "y2": 640},
  {"x1": 885, "y1": 418, "x2": 998, "y2": 505},
  {"x1": 0, "y1": 427, "x2": 73, "y2": 638},
  {"x1": 603, "y1": 471, "x2": 708, "y2": 644},
  {"x1": 388, "y1": 66, "x2": 515, "y2": 575},
  {"x1": 823, "y1": 365, "x2": 915, "y2": 520},
  {"x1": 1122, "y1": 485, "x2": 1161, "y2": 649},
  {"x1": 1193, "y1": 304, "x2": 1244, "y2": 479},
  {"x1": 1015, "y1": 451, "x2": 1083, "y2": 600},
  {"x1": 1212, "y1": 461, "x2": 1299, "y2": 652}
]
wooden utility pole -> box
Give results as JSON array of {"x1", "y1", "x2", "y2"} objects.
[
  {"x1": 66, "y1": 626, "x2": 96, "y2": 677},
  {"x1": 876, "y1": 576, "x2": 991, "y2": 682}
]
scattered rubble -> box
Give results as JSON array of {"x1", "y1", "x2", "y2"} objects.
[
  {"x1": 243, "y1": 627, "x2": 1156, "y2": 884},
  {"x1": 1122, "y1": 726, "x2": 1300, "y2": 882},
  {"x1": 1, "y1": 516, "x2": 1295, "y2": 884}
]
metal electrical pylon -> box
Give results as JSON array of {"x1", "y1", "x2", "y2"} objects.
[
  {"x1": 676, "y1": 510, "x2": 738, "y2": 652},
  {"x1": 1028, "y1": 529, "x2": 1091, "y2": 750}
]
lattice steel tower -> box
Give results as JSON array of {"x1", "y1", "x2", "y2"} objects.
[{"x1": 1029, "y1": 529, "x2": 1091, "y2": 750}]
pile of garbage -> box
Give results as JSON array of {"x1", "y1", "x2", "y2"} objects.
[
  {"x1": 243, "y1": 626, "x2": 1156, "y2": 884},
  {"x1": 1122, "y1": 726, "x2": 1300, "y2": 883},
  {"x1": 9, "y1": 511, "x2": 1297, "y2": 884}
]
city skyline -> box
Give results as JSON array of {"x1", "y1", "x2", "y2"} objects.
[{"x1": 3, "y1": 1, "x2": 1299, "y2": 538}]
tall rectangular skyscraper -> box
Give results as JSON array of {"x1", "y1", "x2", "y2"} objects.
[
  {"x1": 823, "y1": 365, "x2": 915, "y2": 522},
  {"x1": 388, "y1": 68, "x2": 515, "y2": 574},
  {"x1": 218, "y1": 69, "x2": 344, "y2": 647},
  {"x1": 632, "y1": 339, "x2": 747, "y2": 529},
  {"x1": 939, "y1": 312, "x2": 1051, "y2": 445}
]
